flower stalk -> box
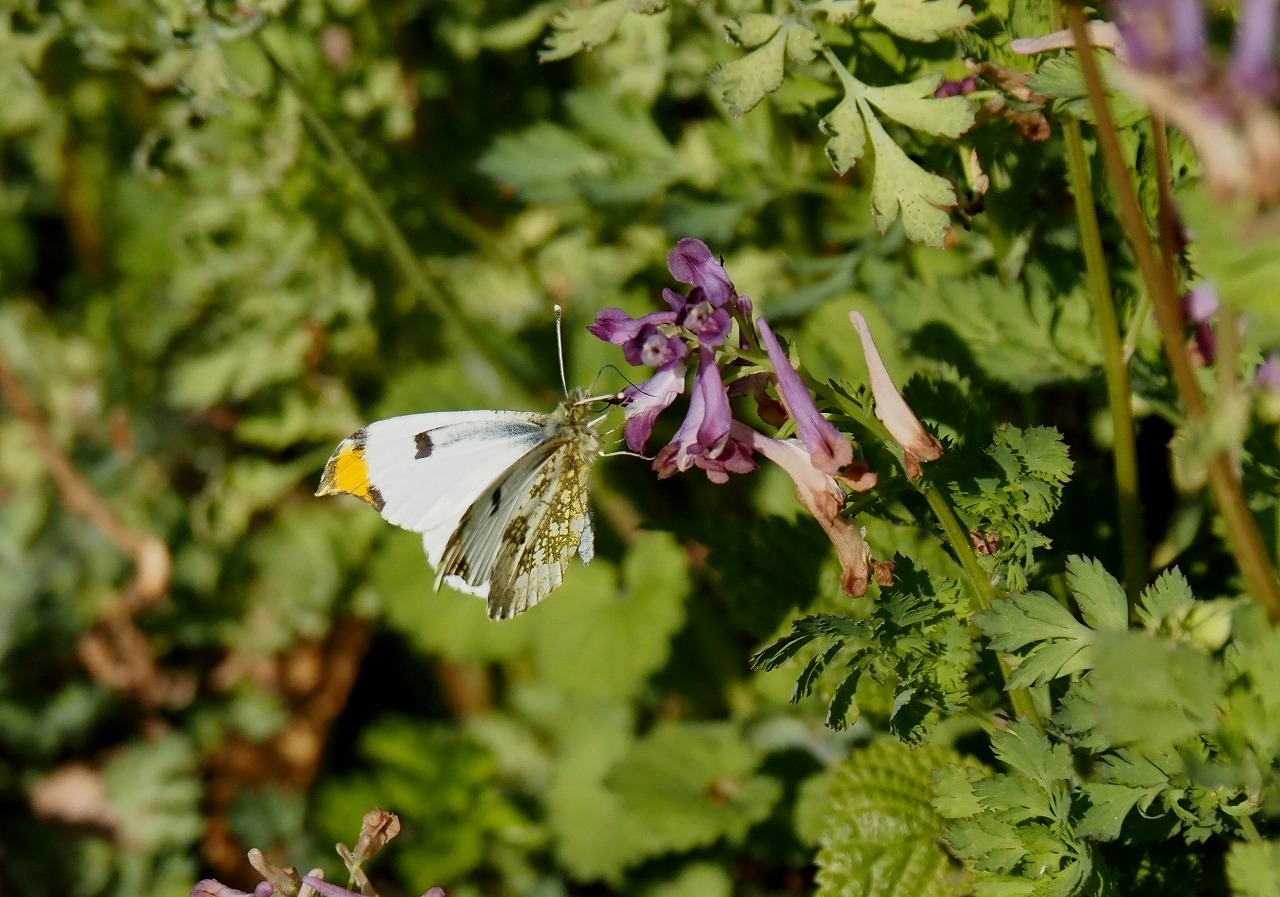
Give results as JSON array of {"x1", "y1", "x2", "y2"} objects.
[{"x1": 1065, "y1": 0, "x2": 1280, "y2": 621}]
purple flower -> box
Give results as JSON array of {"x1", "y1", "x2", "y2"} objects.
[
  {"x1": 302, "y1": 876, "x2": 445, "y2": 897},
  {"x1": 667, "y1": 238, "x2": 736, "y2": 308},
  {"x1": 1113, "y1": 0, "x2": 1209, "y2": 80},
  {"x1": 653, "y1": 350, "x2": 756, "y2": 483},
  {"x1": 1229, "y1": 0, "x2": 1280, "y2": 98},
  {"x1": 190, "y1": 882, "x2": 273, "y2": 897},
  {"x1": 758, "y1": 317, "x2": 853, "y2": 476},
  {"x1": 1183, "y1": 282, "x2": 1220, "y2": 323},
  {"x1": 622, "y1": 359, "x2": 687, "y2": 452},
  {"x1": 588, "y1": 307, "x2": 683, "y2": 366},
  {"x1": 1257, "y1": 353, "x2": 1280, "y2": 389},
  {"x1": 679, "y1": 290, "x2": 732, "y2": 346}
]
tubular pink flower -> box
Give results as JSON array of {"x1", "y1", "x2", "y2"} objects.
[
  {"x1": 757, "y1": 317, "x2": 853, "y2": 475},
  {"x1": 849, "y1": 311, "x2": 943, "y2": 479},
  {"x1": 735, "y1": 424, "x2": 872, "y2": 597},
  {"x1": 622, "y1": 359, "x2": 687, "y2": 452},
  {"x1": 654, "y1": 351, "x2": 755, "y2": 483}
]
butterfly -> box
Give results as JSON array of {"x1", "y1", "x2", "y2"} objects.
[{"x1": 316, "y1": 385, "x2": 604, "y2": 620}]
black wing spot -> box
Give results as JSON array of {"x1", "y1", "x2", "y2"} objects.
[
  {"x1": 489, "y1": 486, "x2": 503, "y2": 515},
  {"x1": 414, "y1": 431, "x2": 433, "y2": 459}
]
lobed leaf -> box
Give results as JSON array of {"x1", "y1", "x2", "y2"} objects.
[
  {"x1": 863, "y1": 76, "x2": 975, "y2": 137},
  {"x1": 820, "y1": 91, "x2": 868, "y2": 174},
  {"x1": 710, "y1": 23, "x2": 791, "y2": 117},
  {"x1": 868, "y1": 0, "x2": 974, "y2": 41},
  {"x1": 540, "y1": 0, "x2": 666, "y2": 61},
  {"x1": 863, "y1": 98, "x2": 956, "y2": 246}
]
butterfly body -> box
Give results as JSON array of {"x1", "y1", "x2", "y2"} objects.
[{"x1": 318, "y1": 387, "x2": 600, "y2": 619}]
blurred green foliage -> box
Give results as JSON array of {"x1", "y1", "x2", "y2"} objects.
[{"x1": 5, "y1": 0, "x2": 1280, "y2": 896}]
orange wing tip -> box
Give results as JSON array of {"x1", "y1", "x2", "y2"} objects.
[{"x1": 316, "y1": 430, "x2": 385, "y2": 511}]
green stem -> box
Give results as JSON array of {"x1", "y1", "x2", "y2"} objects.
[
  {"x1": 920, "y1": 479, "x2": 1047, "y2": 733},
  {"x1": 1065, "y1": 1, "x2": 1280, "y2": 622},
  {"x1": 820, "y1": 381, "x2": 1047, "y2": 732},
  {"x1": 1060, "y1": 117, "x2": 1147, "y2": 607},
  {"x1": 253, "y1": 33, "x2": 545, "y2": 397}
]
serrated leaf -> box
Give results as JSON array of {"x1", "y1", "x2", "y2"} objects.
[
  {"x1": 827, "y1": 668, "x2": 861, "y2": 728},
  {"x1": 944, "y1": 816, "x2": 1029, "y2": 875},
  {"x1": 862, "y1": 100, "x2": 956, "y2": 246},
  {"x1": 1227, "y1": 839, "x2": 1280, "y2": 897},
  {"x1": 932, "y1": 766, "x2": 984, "y2": 818},
  {"x1": 711, "y1": 22, "x2": 791, "y2": 116},
  {"x1": 990, "y1": 720, "x2": 1074, "y2": 791},
  {"x1": 820, "y1": 91, "x2": 868, "y2": 173},
  {"x1": 1075, "y1": 783, "x2": 1146, "y2": 841},
  {"x1": 1064, "y1": 555, "x2": 1128, "y2": 634},
  {"x1": 540, "y1": 0, "x2": 630, "y2": 61},
  {"x1": 1138, "y1": 568, "x2": 1196, "y2": 626},
  {"x1": 815, "y1": 740, "x2": 976, "y2": 897},
  {"x1": 863, "y1": 75, "x2": 975, "y2": 137},
  {"x1": 869, "y1": 0, "x2": 973, "y2": 41},
  {"x1": 978, "y1": 591, "x2": 1086, "y2": 653}
]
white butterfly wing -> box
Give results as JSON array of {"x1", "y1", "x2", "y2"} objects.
[{"x1": 317, "y1": 410, "x2": 546, "y2": 596}]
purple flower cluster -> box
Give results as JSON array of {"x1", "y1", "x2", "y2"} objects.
[
  {"x1": 1112, "y1": 0, "x2": 1280, "y2": 201},
  {"x1": 934, "y1": 76, "x2": 980, "y2": 98},
  {"x1": 1182, "y1": 281, "x2": 1280, "y2": 387},
  {"x1": 591, "y1": 239, "x2": 945, "y2": 596},
  {"x1": 590, "y1": 238, "x2": 756, "y2": 483}
]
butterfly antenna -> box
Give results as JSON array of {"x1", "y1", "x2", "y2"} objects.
[{"x1": 554, "y1": 304, "x2": 570, "y2": 396}]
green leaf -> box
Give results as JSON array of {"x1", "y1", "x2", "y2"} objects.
[
  {"x1": 726, "y1": 13, "x2": 784, "y2": 47},
  {"x1": 1138, "y1": 568, "x2": 1196, "y2": 626},
  {"x1": 607, "y1": 721, "x2": 782, "y2": 853},
  {"x1": 1063, "y1": 555, "x2": 1128, "y2": 634},
  {"x1": 812, "y1": 0, "x2": 865, "y2": 24},
  {"x1": 820, "y1": 91, "x2": 868, "y2": 174},
  {"x1": 1087, "y1": 632, "x2": 1227, "y2": 747},
  {"x1": 540, "y1": 0, "x2": 634, "y2": 61},
  {"x1": 868, "y1": 0, "x2": 974, "y2": 41},
  {"x1": 989, "y1": 720, "x2": 1074, "y2": 793},
  {"x1": 862, "y1": 99, "x2": 956, "y2": 246},
  {"x1": 863, "y1": 76, "x2": 975, "y2": 137},
  {"x1": 1227, "y1": 840, "x2": 1280, "y2": 897},
  {"x1": 710, "y1": 21, "x2": 817, "y2": 117},
  {"x1": 815, "y1": 740, "x2": 977, "y2": 897},
  {"x1": 643, "y1": 864, "x2": 734, "y2": 897},
  {"x1": 531, "y1": 533, "x2": 690, "y2": 701},
  {"x1": 104, "y1": 735, "x2": 202, "y2": 853},
  {"x1": 976, "y1": 590, "x2": 1094, "y2": 687},
  {"x1": 478, "y1": 122, "x2": 612, "y2": 202},
  {"x1": 1075, "y1": 782, "x2": 1146, "y2": 841}
]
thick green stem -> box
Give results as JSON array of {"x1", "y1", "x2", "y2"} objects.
[
  {"x1": 1066, "y1": 2, "x2": 1280, "y2": 621},
  {"x1": 254, "y1": 34, "x2": 545, "y2": 396},
  {"x1": 1060, "y1": 117, "x2": 1147, "y2": 607}
]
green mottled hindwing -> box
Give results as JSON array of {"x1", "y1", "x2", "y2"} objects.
[{"x1": 436, "y1": 390, "x2": 600, "y2": 619}]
